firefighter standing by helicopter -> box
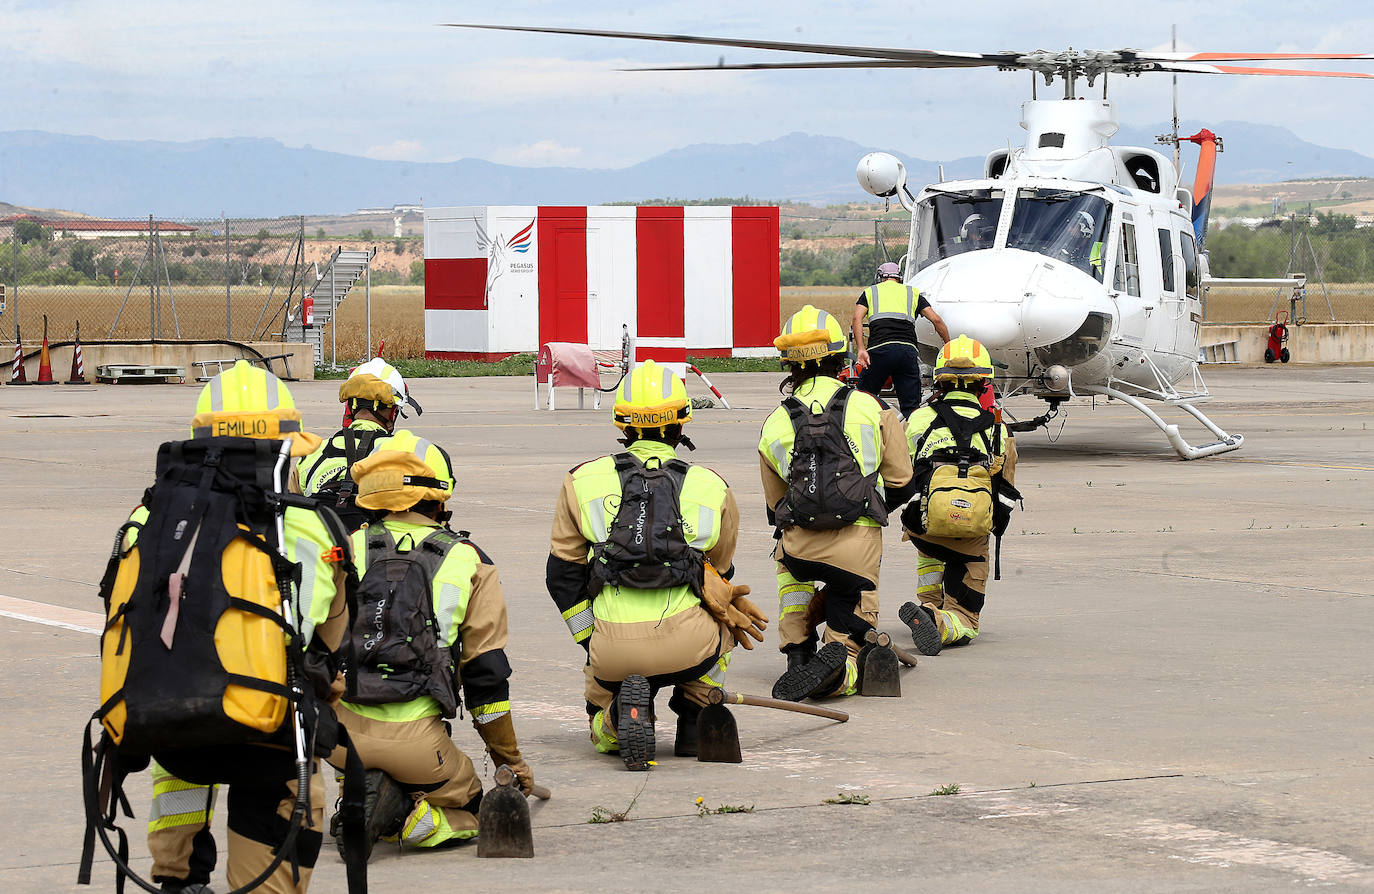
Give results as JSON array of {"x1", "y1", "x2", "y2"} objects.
[{"x1": 852, "y1": 262, "x2": 950, "y2": 418}]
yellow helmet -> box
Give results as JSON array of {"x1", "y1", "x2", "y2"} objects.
[
  {"x1": 351, "y1": 430, "x2": 455, "y2": 512},
  {"x1": 774, "y1": 304, "x2": 846, "y2": 363},
  {"x1": 934, "y1": 334, "x2": 995, "y2": 383},
  {"x1": 191, "y1": 360, "x2": 322, "y2": 457},
  {"x1": 613, "y1": 359, "x2": 691, "y2": 433}
]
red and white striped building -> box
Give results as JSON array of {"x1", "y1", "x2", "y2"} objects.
[{"x1": 424, "y1": 205, "x2": 779, "y2": 363}]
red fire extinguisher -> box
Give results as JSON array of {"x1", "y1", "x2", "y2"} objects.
[
  {"x1": 1265, "y1": 311, "x2": 1290, "y2": 364},
  {"x1": 302, "y1": 294, "x2": 314, "y2": 328}
]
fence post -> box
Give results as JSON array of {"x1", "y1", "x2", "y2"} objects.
[
  {"x1": 330, "y1": 254, "x2": 337, "y2": 368},
  {"x1": 225, "y1": 215, "x2": 231, "y2": 339},
  {"x1": 11, "y1": 236, "x2": 17, "y2": 342},
  {"x1": 149, "y1": 214, "x2": 156, "y2": 340}
]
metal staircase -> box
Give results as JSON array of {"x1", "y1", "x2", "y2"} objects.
[{"x1": 286, "y1": 247, "x2": 376, "y2": 366}]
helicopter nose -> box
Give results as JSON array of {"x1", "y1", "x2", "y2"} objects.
[{"x1": 937, "y1": 304, "x2": 1022, "y2": 349}]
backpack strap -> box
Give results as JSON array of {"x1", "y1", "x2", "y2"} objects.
[{"x1": 930, "y1": 401, "x2": 996, "y2": 469}]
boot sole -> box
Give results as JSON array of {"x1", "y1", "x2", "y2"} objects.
[
  {"x1": 617, "y1": 674, "x2": 655, "y2": 771},
  {"x1": 899, "y1": 602, "x2": 942, "y2": 657},
  {"x1": 771, "y1": 641, "x2": 848, "y2": 702}
]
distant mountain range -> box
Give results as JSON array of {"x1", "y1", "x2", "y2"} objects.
[{"x1": 2, "y1": 122, "x2": 1372, "y2": 219}]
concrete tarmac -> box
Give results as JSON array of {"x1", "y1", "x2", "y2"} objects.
[{"x1": 1, "y1": 364, "x2": 1370, "y2": 892}]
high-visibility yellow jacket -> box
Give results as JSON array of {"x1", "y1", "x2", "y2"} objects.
[
  {"x1": 340, "y1": 513, "x2": 512, "y2": 725},
  {"x1": 547, "y1": 439, "x2": 739, "y2": 645}
]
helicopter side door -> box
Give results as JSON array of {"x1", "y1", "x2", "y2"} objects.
[
  {"x1": 1177, "y1": 228, "x2": 1204, "y2": 359},
  {"x1": 1153, "y1": 212, "x2": 1185, "y2": 357},
  {"x1": 1108, "y1": 210, "x2": 1149, "y2": 346}
]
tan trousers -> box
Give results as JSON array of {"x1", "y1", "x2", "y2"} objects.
[
  {"x1": 914, "y1": 532, "x2": 989, "y2": 641},
  {"x1": 776, "y1": 560, "x2": 880, "y2": 660},
  {"x1": 224, "y1": 763, "x2": 325, "y2": 894},
  {"x1": 332, "y1": 706, "x2": 481, "y2": 834},
  {"x1": 584, "y1": 604, "x2": 731, "y2": 712}
]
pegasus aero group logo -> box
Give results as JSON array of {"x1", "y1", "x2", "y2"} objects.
[{"x1": 476, "y1": 218, "x2": 536, "y2": 296}]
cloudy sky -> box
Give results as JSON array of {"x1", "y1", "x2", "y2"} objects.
[{"x1": 3, "y1": 0, "x2": 1373, "y2": 168}]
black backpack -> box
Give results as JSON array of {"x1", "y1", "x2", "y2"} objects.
[
  {"x1": 81, "y1": 436, "x2": 369, "y2": 894},
  {"x1": 587, "y1": 453, "x2": 705, "y2": 597},
  {"x1": 774, "y1": 387, "x2": 888, "y2": 531},
  {"x1": 305, "y1": 427, "x2": 386, "y2": 532},
  {"x1": 347, "y1": 526, "x2": 462, "y2": 718}
]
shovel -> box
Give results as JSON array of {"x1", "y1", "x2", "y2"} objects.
[{"x1": 476, "y1": 765, "x2": 552, "y2": 859}]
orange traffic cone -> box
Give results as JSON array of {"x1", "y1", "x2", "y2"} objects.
[
  {"x1": 9, "y1": 336, "x2": 25, "y2": 383},
  {"x1": 18, "y1": 316, "x2": 58, "y2": 385},
  {"x1": 66, "y1": 322, "x2": 87, "y2": 384}
]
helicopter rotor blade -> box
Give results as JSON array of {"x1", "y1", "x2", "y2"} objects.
[
  {"x1": 1141, "y1": 51, "x2": 1374, "y2": 62},
  {"x1": 441, "y1": 22, "x2": 1016, "y2": 65},
  {"x1": 1152, "y1": 62, "x2": 1374, "y2": 78},
  {"x1": 623, "y1": 59, "x2": 994, "y2": 72}
]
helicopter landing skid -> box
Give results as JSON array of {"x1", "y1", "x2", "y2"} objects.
[{"x1": 1079, "y1": 384, "x2": 1243, "y2": 460}]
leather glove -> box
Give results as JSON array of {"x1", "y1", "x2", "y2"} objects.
[
  {"x1": 505, "y1": 757, "x2": 535, "y2": 797},
  {"x1": 474, "y1": 712, "x2": 532, "y2": 796},
  {"x1": 703, "y1": 563, "x2": 769, "y2": 649},
  {"x1": 723, "y1": 595, "x2": 768, "y2": 649}
]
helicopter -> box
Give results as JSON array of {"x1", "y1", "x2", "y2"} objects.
[{"x1": 445, "y1": 23, "x2": 1374, "y2": 458}]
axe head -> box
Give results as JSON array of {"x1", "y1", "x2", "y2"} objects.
[
  {"x1": 859, "y1": 642, "x2": 902, "y2": 697},
  {"x1": 696, "y1": 703, "x2": 742, "y2": 763},
  {"x1": 477, "y1": 765, "x2": 534, "y2": 858}
]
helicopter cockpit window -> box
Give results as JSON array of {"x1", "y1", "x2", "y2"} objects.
[
  {"x1": 1005, "y1": 189, "x2": 1109, "y2": 281},
  {"x1": 1180, "y1": 230, "x2": 1201, "y2": 300},
  {"x1": 913, "y1": 189, "x2": 1004, "y2": 270}
]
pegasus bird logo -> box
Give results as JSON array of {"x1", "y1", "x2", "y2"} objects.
[{"x1": 476, "y1": 219, "x2": 534, "y2": 299}]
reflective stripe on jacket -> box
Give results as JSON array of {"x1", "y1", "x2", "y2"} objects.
[{"x1": 862, "y1": 280, "x2": 920, "y2": 323}]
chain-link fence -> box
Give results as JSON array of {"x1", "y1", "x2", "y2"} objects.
[{"x1": 0, "y1": 216, "x2": 310, "y2": 345}]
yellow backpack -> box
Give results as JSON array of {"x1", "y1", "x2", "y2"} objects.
[{"x1": 915, "y1": 401, "x2": 998, "y2": 539}]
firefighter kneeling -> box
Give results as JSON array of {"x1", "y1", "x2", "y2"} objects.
[
  {"x1": 330, "y1": 431, "x2": 533, "y2": 857},
  {"x1": 546, "y1": 360, "x2": 765, "y2": 771},
  {"x1": 898, "y1": 336, "x2": 1020, "y2": 655}
]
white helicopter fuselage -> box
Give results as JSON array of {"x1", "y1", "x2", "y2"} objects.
[
  {"x1": 857, "y1": 97, "x2": 1242, "y2": 457},
  {"x1": 905, "y1": 176, "x2": 1203, "y2": 394}
]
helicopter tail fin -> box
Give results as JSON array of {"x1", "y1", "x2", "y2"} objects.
[{"x1": 1183, "y1": 129, "x2": 1221, "y2": 251}]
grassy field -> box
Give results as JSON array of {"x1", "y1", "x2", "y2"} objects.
[{"x1": 8, "y1": 283, "x2": 1369, "y2": 366}]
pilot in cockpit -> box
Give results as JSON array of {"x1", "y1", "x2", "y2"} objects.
[
  {"x1": 956, "y1": 214, "x2": 993, "y2": 252},
  {"x1": 1062, "y1": 210, "x2": 1104, "y2": 281}
]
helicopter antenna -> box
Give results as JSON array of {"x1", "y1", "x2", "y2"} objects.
[{"x1": 1171, "y1": 25, "x2": 1181, "y2": 173}]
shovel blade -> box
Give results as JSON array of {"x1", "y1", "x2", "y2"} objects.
[
  {"x1": 860, "y1": 644, "x2": 901, "y2": 697},
  {"x1": 476, "y1": 781, "x2": 534, "y2": 858},
  {"x1": 696, "y1": 703, "x2": 742, "y2": 763}
]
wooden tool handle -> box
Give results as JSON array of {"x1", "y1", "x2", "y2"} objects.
[
  {"x1": 865, "y1": 629, "x2": 918, "y2": 667},
  {"x1": 712, "y1": 688, "x2": 849, "y2": 722}
]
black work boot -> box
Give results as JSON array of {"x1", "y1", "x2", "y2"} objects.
[
  {"x1": 899, "y1": 601, "x2": 943, "y2": 656},
  {"x1": 783, "y1": 643, "x2": 816, "y2": 673},
  {"x1": 616, "y1": 674, "x2": 656, "y2": 771},
  {"x1": 772, "y1": 641, "x2": 848, "y2": 702},
  {"x1": 674, "y1": 710, "x2": 701, "y2": 757},
  {"x1": 337, "y1": 769, "x2": 409, "y2": 864}
]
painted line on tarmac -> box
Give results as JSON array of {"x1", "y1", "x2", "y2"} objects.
[
  {"x1": 1216, "y1": 457, "x2": 1374, "y2": 472},
  {"x1": 1124, "y1": 568, "x2": 1371, "y2": 598},
  {"x1": 0, "y1": 594, "x2": 102, "y2": 635}
]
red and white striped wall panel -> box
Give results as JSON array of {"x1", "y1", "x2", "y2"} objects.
[{"x1": 424, "y1": 205, "x2": 779, "y2": 361}]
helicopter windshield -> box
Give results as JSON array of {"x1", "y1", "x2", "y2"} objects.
[
  {"x1": 1006, "y1": 189, "x2": 1110, "y2": 281},
  {"x1": 913, "y1": 189, "x2": 1004, "y2": 271}
]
